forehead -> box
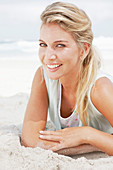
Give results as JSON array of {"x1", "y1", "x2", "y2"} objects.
[{"x1": 40, "y1": 23, "x2": 74, "y2": 42}]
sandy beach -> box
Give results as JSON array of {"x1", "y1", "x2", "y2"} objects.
[
  {"x1": 0, "y1": 92, "x2": 113, "y2": 170},
  {"x1": 0, "y1": 55, "x2": 113, "y2": 169},
  {"x1": 0, "y1": 0, "x2": 113, "y2": 167}
]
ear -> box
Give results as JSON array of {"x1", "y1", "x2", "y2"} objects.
[
  {"x1": 84, "y1": 43, "x2": 90, "y2": 56},
  {"x1": 79, "y1": 43, "x2": 90, "y2": 60}
]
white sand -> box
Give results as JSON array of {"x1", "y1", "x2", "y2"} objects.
[
  {"x1": 0, "y1": 57, "x2": 113, "y2": 169},
  {"x1": 0, "y1": 93, "x2": 113, "y2": 170},
  {"x1": 0, "y1": 57, "x2": 40, "y2": 96}
]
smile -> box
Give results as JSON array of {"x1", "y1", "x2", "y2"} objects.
[{"x1": 47, "y1": 64, "x2": 62, "y2": 69}]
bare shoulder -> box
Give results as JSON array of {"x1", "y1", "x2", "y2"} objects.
[
  {"x1": 32, "y1": 66, "x2": 44, "y2": 86},
  {"x1": 24, "y1": 66, "x2": 48, "y2": 122},
  {"x1": 31, "y1": 66, "x2": 47, "y2": 92},
  {"x1": 90, "y1": 77, "x2": 113, "y2": 125},
  {"x1": 91, "y1": 77, "x2": 113, "y2": 99},
  {"x1": 29, "y1": 65, "x2": 48, "y2": 111}
]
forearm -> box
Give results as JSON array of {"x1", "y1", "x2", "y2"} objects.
[
  {"x1": 21, "y1": 120, "x2": 45, "y2": 147},
  {"x1": 84, "y1": 127, "x2": 113, "y2": 156},
  {"x1": 21, "y1": 120, "x2": 58, "y2": 149},
  {"x1": 56, "y1": 144, "x2": 101, "y2": 156}
]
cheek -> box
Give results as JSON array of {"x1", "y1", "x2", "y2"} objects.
[
  {"x1": 58, "y1": 49, "x2": 71, "y2": 61},
  {"x1": 61, "y1": 48, "x2": 79, "y2": 62}
]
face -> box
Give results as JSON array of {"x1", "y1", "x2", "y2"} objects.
[{"x1": 39, "y1": 23, "x2": 82, "y2": 80}]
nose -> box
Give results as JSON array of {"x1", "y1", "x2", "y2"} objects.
[{"x1": 45, "y1": 47, "x2": 57, "y2": 60}]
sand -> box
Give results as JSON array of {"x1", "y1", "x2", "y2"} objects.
[{"x1": 0, "y1": 93, "x2": 113, "y2": 170}]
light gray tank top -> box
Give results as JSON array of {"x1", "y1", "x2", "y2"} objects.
[{"x1": 44, "y1": 68, "x2": 113, "y2": 134}]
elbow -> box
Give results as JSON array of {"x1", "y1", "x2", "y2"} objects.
[
  {"x1": 20, "y1": 135, "x2": 36, "y2": 148},
  {"x1": 107, "y1": 152, "x2": 113, "y2": 156},
  {"x1": 20, "y1": 137, "x2": 28, "y2": 148}
]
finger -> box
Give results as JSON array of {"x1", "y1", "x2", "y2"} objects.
[
  {"x1": 39, "y1": 134, "x2": 62, "y2": 142},
  {"x1": 39, "y1": 130, "x2": 61, "y2": 136}
]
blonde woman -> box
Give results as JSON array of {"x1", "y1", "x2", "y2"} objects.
[{"x1": 21, "y1": 2, "x2": 113, "y2": 155}]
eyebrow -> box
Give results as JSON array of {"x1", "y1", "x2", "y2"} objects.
[{"x1": 39, "y1": 39, "x2": 69, "y2": 43}]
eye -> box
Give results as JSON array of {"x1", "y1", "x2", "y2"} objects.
[
  {"x1": 56, "y1": 44, "x2": 66, "y2": 48},
  {"x1": 39, "y1": 43, "x2": 47, "y2": 47}
]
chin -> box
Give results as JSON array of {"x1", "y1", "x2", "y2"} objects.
[
  {"x1": 48, "y1": 75, "x2": 59, "y2": 80},
  {"x1": 46, "y1": 73, "x2": 60, "y2": 80}
]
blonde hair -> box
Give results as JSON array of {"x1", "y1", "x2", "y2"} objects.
[{"x1": 40, "y1": 2, "x2": 101, "y2": 125}]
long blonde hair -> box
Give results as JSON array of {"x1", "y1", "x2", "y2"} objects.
[{"x1": 40, "y1": 2, "x2": 101, "y2": 125}]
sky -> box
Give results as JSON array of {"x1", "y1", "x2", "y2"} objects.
[{"x1": 0, "y1": 0, "x2": 113, "y2": 41}]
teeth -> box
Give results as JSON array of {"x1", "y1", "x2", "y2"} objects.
[{"x1": 47, "y1": 64, "x2": 60, "y2": 69}]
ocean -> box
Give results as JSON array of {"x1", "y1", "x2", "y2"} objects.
[{"x1": 0, "y1": 36, "x2": 113, "y2": 59}]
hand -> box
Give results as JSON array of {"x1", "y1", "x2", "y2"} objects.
[{"x1": 39, "y1": 127, "x2": 86, "y2": 151}]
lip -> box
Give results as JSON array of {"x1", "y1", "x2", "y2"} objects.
[
  {"x1": 46, "y1": 63, "x2": 61, "y2": 65},
  {"x1": 46, "y1": 63, "x2": 62, "y2": 72}
]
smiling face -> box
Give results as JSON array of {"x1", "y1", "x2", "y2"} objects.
[{"x1": 39, "y1": 23, "x2": 82, "y2": 80}]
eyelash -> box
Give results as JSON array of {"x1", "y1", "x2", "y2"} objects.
[
  {"x1": 39, "y1": 43, "x2": 47, "y2": 47},
  {"x1": 56, "y1": 44, "x2": 66, "y2": 47},
  {"x1": 39, "y1": 43, "x2": 66, "y2": 48}
]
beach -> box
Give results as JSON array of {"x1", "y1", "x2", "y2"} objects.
[
  {"x1": 0, "y1": 92, "x2": 113, "y2": 170},
  {"x1": 0, "y1": 38, "x2": 113, "y2": 169}
]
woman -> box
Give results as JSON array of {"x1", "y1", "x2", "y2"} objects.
[{"x1": 21, "y1": 2, "x2": 113, "y2": 156}]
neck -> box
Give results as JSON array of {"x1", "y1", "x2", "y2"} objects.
[{"x1": 59, "y1": 69, "x2": 79, "y2": 94}]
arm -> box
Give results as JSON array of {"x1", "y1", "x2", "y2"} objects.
[
  {"x1": 87, "y1": 77, "x2": 113, "y2": 155},
  {"x1": 21, "y1": 66, "x2": 57, "y2": 148},
  {"x1": 39, "y1": 77, "x2": 113, "y2": 155},
  {"x1": 56, "y1": 144, "x2": 101, "y2": 156}
]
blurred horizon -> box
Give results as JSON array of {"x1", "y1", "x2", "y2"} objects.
[{"x1": 0, "y1": 36, "x2": 113, "y2": 60}]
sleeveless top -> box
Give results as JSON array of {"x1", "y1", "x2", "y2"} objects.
[
  {"x1": 58, "y1": 81, "x2": 81, "y2": 128},
  {"x1": 44, "y1": 68, "x2": 113, "y2": 134}
]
